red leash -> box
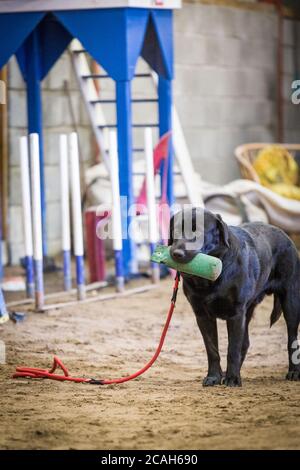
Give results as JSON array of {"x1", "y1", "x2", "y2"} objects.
[{"x1": 13, "y1": 273, "x2": 180, "y2": 385}]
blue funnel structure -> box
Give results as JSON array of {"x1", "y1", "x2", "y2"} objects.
[{"x1": 0, "y1": 1, "x2": 180, "y2": 276}]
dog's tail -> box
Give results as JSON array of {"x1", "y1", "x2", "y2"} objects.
[{"x1": 270, "y1": 295, "x2": 282, "y2": 327}]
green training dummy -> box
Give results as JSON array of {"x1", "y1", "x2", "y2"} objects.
[{"x1": 151, "y1": 245, "x2": 222, "y2": 281}]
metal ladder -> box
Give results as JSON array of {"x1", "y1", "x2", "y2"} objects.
[{"x1": 69, "y1": 39, "x2": 203, "y2": 205}]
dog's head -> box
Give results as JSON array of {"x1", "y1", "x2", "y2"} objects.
[{"x1": 168, "y1": 208, "x2": 230, "y2": 263}]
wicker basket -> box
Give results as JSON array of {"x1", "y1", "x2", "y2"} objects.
[{"x1": 234, "y1": 143, "x2": 300, "y2": 183}]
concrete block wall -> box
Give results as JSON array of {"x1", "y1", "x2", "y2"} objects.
[
  {"x1": 173, "y1": 1, "x2": 279, "y2": 184},
  {"x1": 7, "y1": 53, "x2": 93, "y2": 264}
]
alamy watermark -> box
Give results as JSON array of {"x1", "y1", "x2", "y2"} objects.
[
  {"x1": 292, "y1": 339, "x2": 300, "y2": 366},
  {"x1": 0, "y1": 80, "x2": 6, "y2": 105},
  {"x1": 291, "y1": 80, "x2": 300, "y2": 104},
  {"x1": 95, "y1": 201, "x2": 204, "y2": 251}
]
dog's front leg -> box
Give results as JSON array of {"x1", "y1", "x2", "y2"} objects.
[
  {"x1": 224, "y1": 313, "x2": 246, "y2": 387},
  {"x1": 195, "y1": 314, "x2": 222, "y2": 386}
]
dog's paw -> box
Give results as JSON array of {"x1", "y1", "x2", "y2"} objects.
[
  {"x1": 202, "y1": 374, "x2": 222, "y2": 387},
  {"x1": 223, "y1": 374, "x2": 242, "y2": 387},
  {"x1": 286, "y1": 369, "x2": 300, "y2": 381}
]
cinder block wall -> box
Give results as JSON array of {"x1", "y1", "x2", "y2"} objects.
[
  {"x1": 174, "y1": 1, "x2": 300, "y2": 184},
  {"x1": 7, "y1": 53, "x2": 93, "y2": 264}
]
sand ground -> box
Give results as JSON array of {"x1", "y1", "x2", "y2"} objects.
[{"x1": 1, "y1": 276, "x2": 299, "y2": 450}]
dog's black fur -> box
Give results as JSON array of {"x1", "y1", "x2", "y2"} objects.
[{"x1": 169, "y1": 208, "x2": 300, "y2": 386}]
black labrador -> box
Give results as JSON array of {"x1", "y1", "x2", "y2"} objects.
[{"x1": 169, "y1": 208, "x2": 300, "y2": 386}]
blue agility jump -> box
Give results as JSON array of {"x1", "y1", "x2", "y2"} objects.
[{"x1": 0, "y1": 1, "x2": 177, "y2": 278}]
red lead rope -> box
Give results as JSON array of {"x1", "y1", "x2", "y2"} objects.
[{"x1": 13, "y1": 273, "x2": 180, "y2": 385}]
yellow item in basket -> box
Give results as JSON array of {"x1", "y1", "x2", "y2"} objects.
[
  {"x1": 253, "y1": 145, "x2": 299, "y2": 200},
  {"x1": 270, "y1": 183, "x2": 300, "y2": 201}
]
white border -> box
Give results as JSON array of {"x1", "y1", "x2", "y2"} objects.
[{"x1": 0, "y1": 1, "x2": 181, "y2": 13}]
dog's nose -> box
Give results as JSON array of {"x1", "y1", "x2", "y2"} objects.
[{"x1": 171, "y1": 248, "x2": 185, "y2": 262}]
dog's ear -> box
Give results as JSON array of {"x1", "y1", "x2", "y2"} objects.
[
  {"x1": 216, "y1": 214, "x2": 230, "y2": 248},
  {"x1": 168, "y1": 215, "x2": 174, "y2": 246}
]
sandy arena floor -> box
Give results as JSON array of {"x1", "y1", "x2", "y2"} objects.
[{"x1": 1, "y1": 277, "x2": 300, "y2": 450}]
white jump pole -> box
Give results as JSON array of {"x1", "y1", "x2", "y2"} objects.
[
  {"x1": 109, "y1": 130, "x2": 124, "y2": 293},
  {"x1": 20, "y1": 136, "x2": 34, "y2": 298},
  {"x1": 69, "y1": 132, "x2": 85, "y2": 301},
  {"x1": 59, "y1": 134, "x2": 72, "y2": 292},
  {"x1": 29, "y1": 133, "x2": 44, "y2": 311},
  {"x1": 144, "y1": 128, "x2": 160, "y2": 284}
]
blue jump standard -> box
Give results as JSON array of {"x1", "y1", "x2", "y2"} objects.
[
  {"x1": 63, "y1": 249, "x2": 72, "y2": 292},
  {"x1": 158, "y1": 77, "x2": 173, "y2": 206},
  {"x1": 116, "y1": 79, "x2": 136, "y2": 276},
  {"x1": 150, "y1": 242, "x2": 157, "y2": 270},
  {"x1": 75, "y1": 255, "x2": 85, "y2": 300},
  {"x1": 25, "y1": 29, "x2": 48, "y2": 257},
  {"x1": 34, "y1": 258, "x2": 44, "y2": 310},
  {"x1": 114, "y1": 249, "x2": 124, "y2": 292},
  {"x1": 25, "y1": 255, "x2": 34, "y2": 298}
]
